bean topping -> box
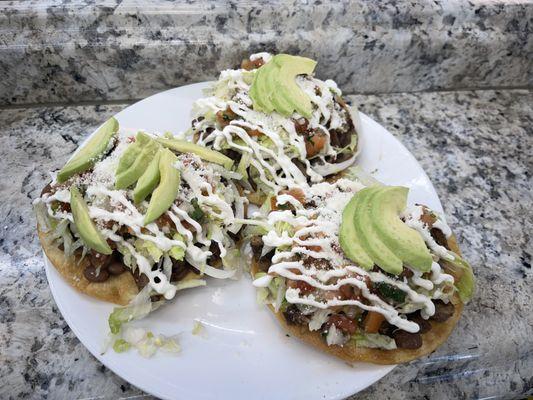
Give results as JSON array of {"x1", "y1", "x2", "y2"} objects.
[
  {"x1": 84, "y1": 265, "x2": 110, "y2": 283},
  {"x1": 283, "y1": 304, "x2": 309, "y2": 325},
  {"x1": 431, "y1": 300, "x2": 455, "y2": 323},
  {"x1": 108, "y1": 262, "x2": 127, "y2": 275},
  {"x1": 393, "y1": 330, "x2": 423, "y2": 349}
]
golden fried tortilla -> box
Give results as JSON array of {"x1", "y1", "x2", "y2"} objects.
[
  {"x1": 39, "y1": 226, "x2": 139, "y2": 305},
  {"x1": 252, "y1": 235, "x2": 465, "y2": 364}
]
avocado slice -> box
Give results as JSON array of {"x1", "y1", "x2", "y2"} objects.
[
  {"x1": 250, "y1": 63, "x2": 274, "y2": 113},
  {"x1": 57, "y1": 117, "x2": 119, "y2": 183},
  {"x1": 354, "y1": 187, "x2": 403, "y2": 275},
  {"x1": 249, "y1": 54, "x2": 316, "y2": 117},
  {"x1": 371, "y1": 186, "x2": 433, "y2": 272},
  {"x1": 133, "y1": 150, "x2": 161, "y2": 204},
  {"x1": 115, "y1": 140, "x2": 159, "y2": 190},
  {"x1": 156, "y1": 137, "x2": 234, "y2": 170},
  {"x1": 339, "y1": 193, "x2": 374, "y2": 270},
  {"x1": 116, "y1": 132, "x2": 152, "y2": 175},
  {"x1": 274, "y1": 54, "x2": 316, "y2": 118},
  {"x1": 144, "y1": 149, "x2": 181, "y2": 225},
  {"x1": 70, "y1": 186, "x2": 112, "y2": 255},
  {"x1": 269, "y1": 64, "x2": 296, "y2": 117}
]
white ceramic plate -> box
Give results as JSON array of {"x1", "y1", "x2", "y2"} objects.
[{"x1": 44, "y1": 82, "x2": 444, "y2": 400}]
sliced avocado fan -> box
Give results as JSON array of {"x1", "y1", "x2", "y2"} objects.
[
  {"x1": 115, "y1": 137, "x2": 159, "y2": 190},
  {"x1": 249, "y1": 54, "x2": 317, "y2": 118},
  {"x1": 156, "y1": 137, "x2": 233, "y2": 170},
  {"x1": 354, "y1": 187, "x2": 404, "y2": 275},
  {"x1": 340, "y1": 185, "x2": 433, "y2": 275},
  {"x1": 70, "y1": 186, "x2": 112, "y2": 255},
  {"x1": 115, "y1": 132, "x2": 152, "y2": 175},
  {"x1": 57, "y1": 117, "x2": 119, "y2": 183},
  {"x1": 144, "y1": 149, "x2": 181, "y2": 225},
  {"x1": 371, "y1": 186, "x2": 433, "y2": 272},
  {"x1": 339, "y1": 193, "x2": 374, "y2": 270},
  {"x1": 133, "y1": 150, "x2": 161, "y2": 204}
]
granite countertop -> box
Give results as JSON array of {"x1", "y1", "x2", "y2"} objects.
[
  {"x1": 1, "y1": 0, "x2": 531, "y2": 105},
  {"x1": 0, "y1": 88, "x2": 531, "y2": 399}
]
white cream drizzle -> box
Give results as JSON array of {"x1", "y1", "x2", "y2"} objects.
[{"x1": 403, "y1": 205, "x2": 454, "y2": 261}]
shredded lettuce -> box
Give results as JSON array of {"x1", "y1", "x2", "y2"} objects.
[
  {"x1": 115, "y1": 326, "x2": 181, "y2": 358},
  {"x1": 254, "y1": 272, "x2": 270, "y2": 304},
  {"x1": 134, "y1": 239, "x2": 163, "y2": 264},
  {"x1": 308, "y1": 309, "x2": 331, "y2": 331},
  {"x1": 108, "y1": 285, "x2": 162, "y2": 335},
  {"x1": 237, "y1": 152, "x2": 251, "y2": 181},
  {"x1": 34, "y1": 201, "x2": 52, "y2": 231},
  {"x1": 174, "y1": 279, "x2": 206, "y2": 291},
  {"x1": 222, "y1": 248, "x2": 243, "y2": 274},
  {"x1": 446, "y1": 253, "x2": 475, "y2": 303},
  {"x1": 326, "y1": 325, "x2": 347, "y2": 346},
  {"x1": 112, "y1": 338, "x2": 131, "y2": 353},
  {"x1": 117, "y1": 242, "x2": 137, "y2": 270},
  {"x1": 253, "y1": 272, "x2": 286, "y2": 311},
  {"x1": 169, "y1": 233, "x2": 185, "y2": 261},
  {"x1": 192, "y1": 320, "x2": 204, "y2": 336},
  {"x1": 342, "y1": 165, "x2": 382, "y2": 187},
  {"x1": 275, "y1": 221, "x2": 294, "y2": 237},
  {"x1": 352, "y1": 333, "x2": 397, "y2": 350}
]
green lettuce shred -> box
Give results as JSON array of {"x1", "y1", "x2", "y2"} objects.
[
  {"x1": 446, "y1": 253, "x2": 475, "y2": 303},
  {"x1": 169, "y1": 233, "x2": 186, "y2": 261},
  {"x1": 352, "y1": 333, "x2": 397, "y2": 350},
  {"x1": 112, "y1": 339, "x2": 131, "y2": 353}
]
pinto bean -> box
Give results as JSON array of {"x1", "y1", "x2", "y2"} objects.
[
  {"x1": 41, "y1": 183, "x2": 54, "y2": 197},
  {"x1": 408, "y1": 312, "x2": 432, "y2": 333},
  {"x1": 339, "y1": 284, "x2": 362, "y2": 301},
  {"x1": 393, "y1": 330, "x2": 423, "y2": 349},
  {"x1": 283, "y1": 304, "x2": 309, "y2": 325},
  {"x1": 250, "y1": 236, "x2": 263, "y2": 259},
  {"x1": 84, "y1": 265, "x2": 110, "y2": 283},
  {"x1": 88, "y1": 251, "x2": 113, "y2": 270},
  {"x1": 294, "y1": 118, "x2": 309, "y2": 135},
  {"x1": 431, "y1": 301, "x2": 455, "y2": 322},
  {"x1": 108, "y1": 262, "x2": 127, "y2": 275},
  {"x1": 171, "y1": 259, "x2": 194, "y2": 282}
]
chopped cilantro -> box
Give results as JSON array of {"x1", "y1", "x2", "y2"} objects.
[
  {"x1": 374, "y1": 282, "x2": 406, "y2": 303},
  {"x1": 190, "y1": 198, "x2": 205, "y2": 222}
]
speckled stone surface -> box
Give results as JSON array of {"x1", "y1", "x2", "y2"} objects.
[
  {"x1": 1, "y1": 0, "x2": 532, "y2": 105},
  {"x1": 0, "y1": 89, "x2": 531, "y2": 399}
]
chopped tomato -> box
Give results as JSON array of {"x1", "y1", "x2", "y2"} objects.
[
  {"x1": 305, "y1": 130, "x2": 327, "y2": 158},
  {"x1": 364, "y1": 311, "x2": 385, "y2": 333},
  {"x1": 216, "y1": 107, "x2": 238, "y2": 128},
  {"x1": 246, "y1": 128, "x2": 263, "y2": 137},
  {"x1": 287, "y1": 279, "x2": 314, "y2": 295},
  {"x1": 241, "y1": 58, "x2": 265, "y2": 70},
  {"x1": 281, "y1": 188, "x2": 305, "y2": 204},
  {"x1": 271, "y1": 188, "x2": 305, "y2": 211}
]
